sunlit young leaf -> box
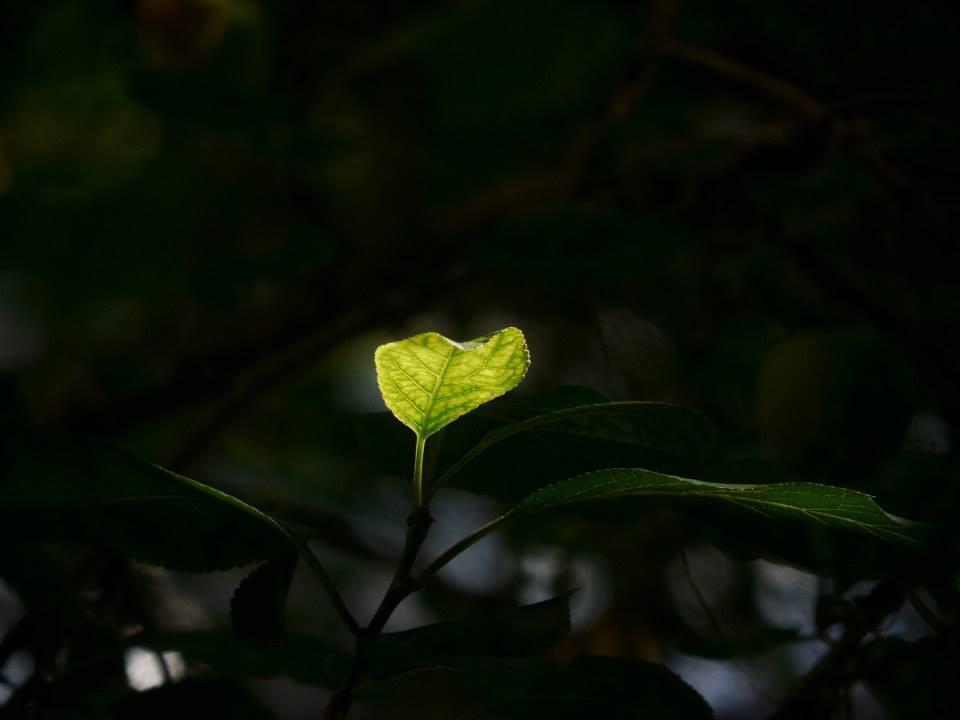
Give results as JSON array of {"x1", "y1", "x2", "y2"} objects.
[{"x1": 375, "y1": 327, "x2": 530, "y2": 439}]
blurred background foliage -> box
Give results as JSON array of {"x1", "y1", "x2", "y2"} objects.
[{"x1": 1, "y1": 0, "x2": 959, "y2": 718}]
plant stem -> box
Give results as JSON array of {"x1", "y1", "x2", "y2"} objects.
[
  {"x1": 369, "y1": 506, "x2": 433, "y2": 633},
  {"x1": 323, "y1": 429, "x2": 436, "y2": 717},
  {"x1": 172, "y1": 467, "x2": 360, "y2": 636},
  {"x1": 413, "y1": 434, "x2": 426, "y2": 505},
  {"x1": 322, "y1": 505, "x2": 435, "y2": 719},
  {"x1": 657, "y1": 38, "x2": 827, "y2": 122},
  {"x1": 768, "y1": 582, "x2": 903, "y2": 719}
]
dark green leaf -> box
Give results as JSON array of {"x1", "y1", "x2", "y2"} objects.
[
  {"x1": 424, "y1": 469, "x2": 933, "y2": 582},
  {"x1": 434, "y1": 400, "x2": 717, "y2": 499},
  {"x1": 394, "y1": 655, "x2": 714, "y2": 720},
  {"x1": 352, "y1": 386, "x2": 609, "y2": 480},
  {"x1": 230, "y1": 551, "x2": 298, "y2": 645},
  {"x1": 0, "y1": 434, "x2": 291, "y2": 571},
  {"x1": 509, "y1": 469, "x2": 927, "y2": 546},
  {"x1": 135, "y1": 631, "x2": 348, "y2": 687},
  {"x1": 362, "y1": 593, "x2": 572, "y2": 682},
  {"x1": 355, "y1": 387, "x2": 716, "y2": 502},
  {"x1": 482, "y1": 655, "x2": 715, "y2": 720},
  {"x1": 113, "y1": 678, "x2": 277, "y2": 720}
]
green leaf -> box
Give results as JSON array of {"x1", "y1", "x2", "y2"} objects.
[
  {"x1": 132, "y1": 632, "x2": 348, "y2": 687},
  {"x1": 138, "y1": 592, "x2": 569, "y2": 690},
  {"x1": 361, "y1": 593, "x2": 571, "y2": 682},
  {"x1": 353, "y1": 386, "x2": 715, "y2": 501},
  {"x1": 230, "y1": 551, "x2": 298, "y2": 645},
  {"x1": 373, "y1": 656, "x2": 713, "y2": 719},
  {"x1": 477, "y1": 655, "x2": 714, "y2": 720},
  {"x1": 423, "y1": 469, "x2": 930, "y2": 580},
  {"x1": 374, "y1": 326, "x2": 530, "y2": 440},
  {"x1": 433, "y1": 399, "x2": 716, "y2": 497},
  {"x1": 509, "y1": 470, "x2": 926, "y2": 545},
  {"x1": 112, "y1": 678, "x2": 277, "y2": 720},
  {"x1": 0, "y1": 434, "x2": 292, "y2": 572},
  {"x1": 352, "y1": 386, "x2": 609, "y2": 480}
]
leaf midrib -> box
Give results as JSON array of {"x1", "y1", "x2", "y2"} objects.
[{"x1": 419, "y1": 342, "x2": 455, "y2": 438}]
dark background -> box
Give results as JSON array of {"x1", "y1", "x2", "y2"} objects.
[{"x1": 1, "y1": 1, "x2": 958, "y2": 718}]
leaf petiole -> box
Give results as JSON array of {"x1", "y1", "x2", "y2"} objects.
[{"x1": 413, "y1": 434, "x2": 426, "y2": 506}]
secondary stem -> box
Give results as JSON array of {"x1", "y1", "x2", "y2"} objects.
[{"x1": 418, "y1": 514, "x2": 506, "y2": 582}]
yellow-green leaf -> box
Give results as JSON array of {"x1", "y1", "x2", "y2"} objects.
[{"x1": 375, "y1": 327, "x2": 530, "y2": 439}]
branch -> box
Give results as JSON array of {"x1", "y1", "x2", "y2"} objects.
[
  {"x1": 322, "y1": 506, "x2": 435, "y2": 719},
  {"x1": 656, "y1": 37, "x2": 960, "y2": 420},
  {"x1": 657, "y1": 38, "x2": 914, "y2": 193},
  {"x1": 165, "y1": 262, "x2": 469, "y2": 472},
  {"x1": 768, "y1": 582, "x2": 903, "y2": 720},
  {"x1": 658, "y1": 38, "x2": 827, "y2": 122}
]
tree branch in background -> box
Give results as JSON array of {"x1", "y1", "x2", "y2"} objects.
[
  {"x1": 657, "y1": 38, "x2": 911, "y2": 191},
  {"x1": 658, "y1": 39, "x2": 827, "y2": 122},
  {"x1": 768, "y1": 582, "x2": 904, "y2": 720}
]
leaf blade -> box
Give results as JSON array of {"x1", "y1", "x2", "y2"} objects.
[
  {"x1": 231, "y1": 551, "x2": 298, "y2": 645},
  {"x1": 133, "y1": 631, "x2": 348, "y2": 687},
  {"x1": 361, "y1": 593, "x2": 571, "y2": 682},
  {"x1": 433, "y1": 399, "x2": 716, "y2": 496},
  {"x1": 375, "y1": 327, "x2": 530, "y2": 439},
  {"x1": 0, "y1": 434, "x2": 291, "y2": 572},
  {"x1": 422, "y1": 469, "x2": 930, "y2": 580},
  {"x1": 510, "y1": 469, "x2": 927, "y2": 546}
]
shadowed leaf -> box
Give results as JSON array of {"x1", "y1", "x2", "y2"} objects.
[
  {"x1": 509, "y1": 469, "x2": 927, "y2": 546},
  {"x1": 355, "y1": 387, "x2": 715, "y2": 501},
  {"x1": 479, "y1": 655, "x2": 715, "y2": 719},
  {"x1": 0, "y1": 434, "x2": 292, "y2": 572},
  {"x1": 231, "y1": 551, "x2": 298, "y2": 645},
  {"x1": 375, "y1": 655, "x2": 714, "y2": 719},
  {"x1": 425, "y1": 469, "x2": 931, "y2": 582},
  {"x1": 435, "y1": 400, "x2": 716, "y2": 497},
  {"x1": 362, "y1": 593, "x2": 571, "y2": 682},
  {"x1": 133, "y1": 632, "x2": 348, "y2": 688}
]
